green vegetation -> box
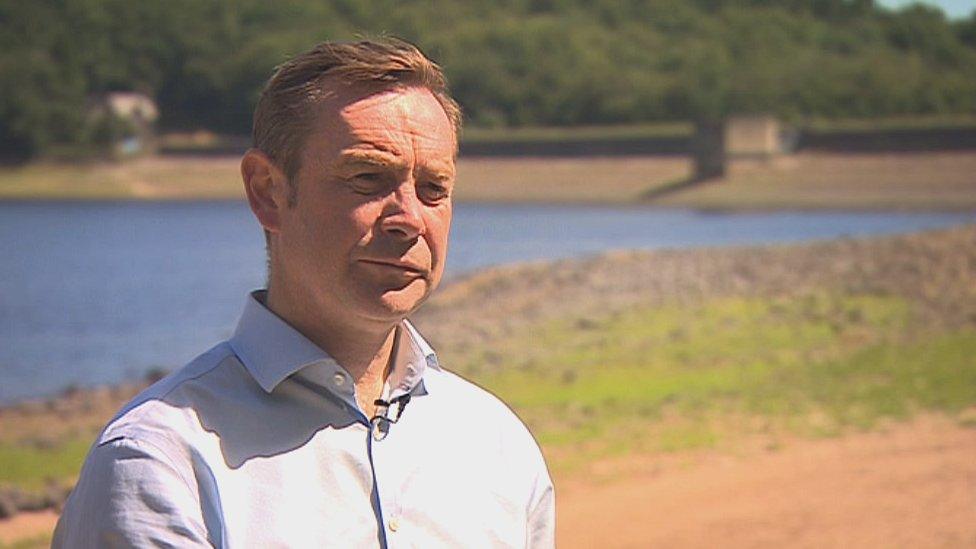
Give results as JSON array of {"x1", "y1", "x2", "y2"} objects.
[
  {"x1": 2, "y1": 1, "x2": 976, "y2": 161},
  {"x1": 0, "y1": 438, "x2": 92, "y2": 493},
  {"x1": 446, "y1": 294, "x2": 976, "y2": 468},
  {"x1": 7, "y1": 292, "x2": 973, "y2": 491}
]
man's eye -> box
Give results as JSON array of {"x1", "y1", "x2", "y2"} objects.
[
  {"x1": 420, "y1": 183, "x2": 450, "y2": 203},
  {"x1": 347, "y1": 173, "x2": 386, "y2": 194}
]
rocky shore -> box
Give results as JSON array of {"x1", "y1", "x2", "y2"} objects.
[{"x1": 414, "y1": 223, "x2": 976, "y2": 366}]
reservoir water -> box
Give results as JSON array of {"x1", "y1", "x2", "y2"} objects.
[{"x1": 1, "y1": 201, "x2": 973, "y2": 403}]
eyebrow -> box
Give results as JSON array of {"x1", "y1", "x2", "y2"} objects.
[
  {"x1": 334, "y1": 149, "x2": 406, "y2": 171},
  {"x1": 335, "y1": 149, "x2": 455, "y2": 181},
  {"x1": 418, "y1": 162, "x2": 456, "y2": 183}
]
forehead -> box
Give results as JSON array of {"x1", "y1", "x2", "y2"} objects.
[{"x1": 302, "y1": 84, "x2": 457, "y2": 169}]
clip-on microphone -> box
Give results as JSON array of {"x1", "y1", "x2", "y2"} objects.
[{"x1": 370, "y1": 393, "x2": 412, "y2": 441}]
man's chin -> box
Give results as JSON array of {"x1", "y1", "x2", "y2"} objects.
[{"x1": 358, "y1": 279, "x2": 431, "y2": 320}]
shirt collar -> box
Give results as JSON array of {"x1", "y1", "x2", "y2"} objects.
[{"x1": 227, "y1": 290, "x2": 439, "y2": 397}]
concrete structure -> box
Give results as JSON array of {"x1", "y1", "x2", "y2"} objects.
[{"x1": 725, "y1": 115, "x2": 791, "y2": 158}]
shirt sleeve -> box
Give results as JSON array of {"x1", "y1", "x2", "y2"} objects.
[
  {"x1": 526, "y1": 466, "x2": 556, "y2": 549},
  {"x1": 53, "y1": 436, "x2": 214, "y2": 548}
]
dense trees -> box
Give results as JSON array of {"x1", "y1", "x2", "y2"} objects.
[{"x1": 1, "y1": 0, "x2": 974, "y2": 160}]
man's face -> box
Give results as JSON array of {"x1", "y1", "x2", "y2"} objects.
[{"x1": 272, "y1": 85, "x2": 456, "y2": 328}]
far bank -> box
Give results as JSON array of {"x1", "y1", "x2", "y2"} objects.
[{"x1": 2, "y1": 151, "x2": 976, "y2": 211}]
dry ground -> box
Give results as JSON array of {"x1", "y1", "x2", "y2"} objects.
[
  {"x1": 0, "y1": 511, "x2": 57, "y2": 546},
  {"x1": 653, "y1": 152, "x2": 976, "y2": 211},
  {"x1": 556, "y1": 414, "x2": 976, "y2": 548},
  {"x1": 454, "y1": 156, "x2": 691, "y2": 203},
  {"x1": 3, "y1": 415, "x2": 973, "y2": 547},
  {"x1": 2, "y1": 151, "x2": 975, "y2": 210},
  {"x1": 0, "y1": 156, "x2": 243, "y2": 200}
]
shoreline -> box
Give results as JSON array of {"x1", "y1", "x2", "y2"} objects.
[
  {"x1": 1, "y1": 223, "x2": 974, "y2": 545},
  {"x1": 3, "y1": 193, "x2": 975, "y2": 213},
  {"x1": 4, "y1": 220, "x2": 974, "y2": 410},
  {"x1": 3, "y1": 220, "x2": 975, "y2": 408},
  {"x1": 3, "y1": 216, "x2": 975, "y2": 408},
  {"x1": 1, "y1": 151, "x2": 975, "y2": 211}
]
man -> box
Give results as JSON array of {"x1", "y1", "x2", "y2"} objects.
[{"x1": 54, "y1": 39, "x2": 554, "y2": 548}]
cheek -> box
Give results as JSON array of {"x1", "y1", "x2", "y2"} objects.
[{"x1": 326, "y1": 203, "x2": 381, "y2": 247}]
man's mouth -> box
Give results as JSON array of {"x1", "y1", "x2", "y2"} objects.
[{"x1": 358, "y1": 258, "x2": 428, "y2": 275}]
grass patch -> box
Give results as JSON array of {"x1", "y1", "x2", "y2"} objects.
[
  {"x1": 655, "y1": 423, "x2": 720, "y2": 453},
  {"x1": 1, "y1": 295, "x2": 972, "y2": 493},
  {"x1": 798, "y1": 332, "x2": 976, "y2": 427},
  {"x1": 450, "y1": 293, "x2": 976, "y2": 466},
  {"x1": 0, "y1": 437, "x2": 91, "y2": 493}
]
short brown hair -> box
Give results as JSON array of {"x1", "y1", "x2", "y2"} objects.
[{"x1": 253, "y1": 38, "x2": 461, "y2": 187}]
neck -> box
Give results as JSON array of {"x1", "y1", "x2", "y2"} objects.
[{"x1": 263, "y1": 285, "x2": 399, "y2": 416}]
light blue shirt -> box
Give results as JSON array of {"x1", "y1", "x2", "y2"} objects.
[{"x1": 53, "y1": 291, "x2": 555, "y2": 548}]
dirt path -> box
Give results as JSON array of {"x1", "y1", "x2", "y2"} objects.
[
  {"x1": 3, "y1": 417, "x2": 972, "y2": 547},
  {"x1": 557, "y1": 415, "x2": 976, "y2": 548},
  {"x1": 0, "y1": 510, "x2": 57, "y2": 545}
]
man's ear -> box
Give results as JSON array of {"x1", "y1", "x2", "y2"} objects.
[{"x1": 241, "y1": 149, "x2": 289, "y2": 234}]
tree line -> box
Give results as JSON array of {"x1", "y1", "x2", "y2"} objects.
[{"x1": 2, "y1": 0, "x2": 975, "y2": 161}]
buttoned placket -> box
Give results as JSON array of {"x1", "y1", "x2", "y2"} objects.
[
  {"x1": 294, "y1": 361, "x2": 409, "y2": 549},
  {"x1": 369, "y1": 338, "x2": 436, "y2": 548},
  {"x1": 368, "y1": 385, "x2": 415, "y2": 548}
]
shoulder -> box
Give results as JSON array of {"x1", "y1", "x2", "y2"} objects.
[
  {"x1": 425, "y1": 367, "x2": 523, "y2": 423},
  {"x1": 54, "y1": 345, "x2": 240, "y2": 547},
  {"x1": 54, "y1": 433, "x2": 214, "y2": 547},
  {"x1": 98, "y1": 342, "x2": 241, "y2": 448},
  {"x1": 422, "y1": 367, "x2": 555, "y2": 525},
  {"x1": 424, "y1": 367, "x2": 546, "y2": 461}
]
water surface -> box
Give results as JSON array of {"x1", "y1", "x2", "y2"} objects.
[{"x1": 1, "y1": 201, "x2": 972, "y2": 403}]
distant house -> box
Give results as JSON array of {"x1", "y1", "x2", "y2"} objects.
[{"x1": 89, "y1": 92, "x2": 159, "y2": 157}]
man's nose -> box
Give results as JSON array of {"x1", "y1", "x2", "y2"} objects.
[{"x1": 380, "y1": 184, "x2": 425, "y2": 240}]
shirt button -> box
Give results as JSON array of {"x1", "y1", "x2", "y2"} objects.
[
  {"x1": 388, "y1": 517, "x2": 400, "y2": 532},
  {"x1": 332, "y1": 373, "x2": 346, "y2": 386}
]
